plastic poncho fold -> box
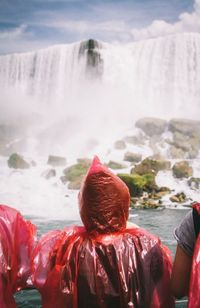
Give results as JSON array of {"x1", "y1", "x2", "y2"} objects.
[
  {"x1": 188, "y1": 203, "x2": 200, "y2": 308},
  {"x1": 0, "y1": 204, "x2": 36, "y2": 308},
  {"x1": 32, "y1": 156, "x2": 174, "y2": 308}
]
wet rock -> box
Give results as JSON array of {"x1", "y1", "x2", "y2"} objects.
[
  {"x1": 117, "y1": 173, "x2": 158, "y2": 197},
  {"x1": 170, "y1": 192, "x2": 187, "y2": 203},
  {"x1": 107, "y1": 161, "x2": 127, "y2": 170},
  {"x1": 131, "y1": 158, "x2": 171, "y2": 176},
  {"x1": 60, "y1": 175, "x2": 68, "y2": 185},
  {"x1": 140, "y1": 200, "x2": 161, "y2": 209},
  {"x1": 68, "y1": 176, "x2": 84, "y2": 190},
  {"x1": 77, "y1": 158, "x2": 92, "y2": 166},
  {"x1": 47, "y1": 155, "x2": 67, "y2": 166},
  {"x1": 124, "y1": 134, "x2": 147, "y2": 146},
  {"x1": 172, "y1": 161, "x2": 193, "y2": 178},
  {"x1": 169, "y1": 118, "x2": 200, "y2": 136},
  {"x1": 169, "y1": 131, "x2": 200, "y2": 159},
  {"x1": 187, "y1": 148, "x2": 199, "y2": 159},
  {"x1": 148, "y1": 153, "x2": 166, "y2": 161},
  {"x1": 7, "y1": 153, "x2": 30, "y2": 169},
  {"x1": 130, "y1": 197, "x2": 162, "y2": 209},
  {"x1": 169, "y1": 146, "x2": 185, "y2": 159},
  {"x1": 188, "y1": 177, "x2": 200, "y2": 190},
  {"x1": 124, "y1": 152, "x2": 142, "y2": 163},
  {"x1": 60, "y1": 160, "x2": 90, "y2": 189},
  {"x1": 172, "y1": 132, "x2": 191, "y2": 151},
  {"x1": 135, "y1": 117, "x2": 167, "y2": 136},
  {"x1": 150, "y1": 187, "x2": 171, "y2": 199},
  {"x1": 114, "y1": 140, "x2": 126, "y2": 150},
  {"x1": 79, "y1": 39, "x2": 103, "y2": 78},
  {"x1": 42, "y1": 169, "x2": 56, "y2": 180},
  {"x1": 62, "y1": 164, "x2": 87, "y2": 181}
]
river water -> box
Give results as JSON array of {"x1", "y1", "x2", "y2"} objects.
[{"x1": 14, "y1": 208, "x2": 189, "y2": 307}]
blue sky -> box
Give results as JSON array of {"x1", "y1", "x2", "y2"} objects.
[{"x1": 0, "y1": 0, "x2": 198, "y2": 54}]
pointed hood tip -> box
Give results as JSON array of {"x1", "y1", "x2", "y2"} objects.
[
  {"x1": 88, "y1": 155, "x2": 102, "y2": 174},
  {"x1": 92, "y1": 155, "x2": 101, "y2": 165}
]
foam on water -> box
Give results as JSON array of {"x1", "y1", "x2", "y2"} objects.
[{"x1": 0, "y1": 156, "x2": 80, "y2": 220}]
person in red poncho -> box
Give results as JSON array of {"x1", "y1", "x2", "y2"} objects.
[
  {"x1": 32, "y1": 156, "x2": 174, "y2": 308},
  {"x1": 0, "y1": 204, "x2": 36, "y2": 308},
  {"x1": 171, "y1": 202, "x2": 200, "y2": 308}
]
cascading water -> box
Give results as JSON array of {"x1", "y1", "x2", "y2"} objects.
[
  {"x1": 0, "y1": 33, "x2": 200, "y2": 217},
  {"x1": 1, "y1": 33, "x2": 200, "y2": 154}
]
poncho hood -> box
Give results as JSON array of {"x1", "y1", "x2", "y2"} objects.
[{"x1": 78, "y1": 156, "x2": 130, "y2": 233}]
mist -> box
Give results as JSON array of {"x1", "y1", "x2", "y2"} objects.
[{"x1": 0, "y1": 34, "x2": 200, "y2": 160}]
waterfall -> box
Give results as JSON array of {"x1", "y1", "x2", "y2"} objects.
[
  {"x1": 0, "y1": 33, "x2": 200, "y2": 157},
  {"x1": 100, "y1": 33, "x2": 200, "y2": 120}
]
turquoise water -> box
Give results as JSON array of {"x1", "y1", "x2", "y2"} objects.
[{"x1": 14, "y1": 208, "x2": 189, "y2": 307}]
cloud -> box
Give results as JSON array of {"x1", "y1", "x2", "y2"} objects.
[
  {"x1": 0, "y1": 24, "x2": 53, "y2": 54},
  {"x1": 44, "y1": 19, "x2": 129, "y2": 35},
  {"x1": 32, "y1": 0, "x2": 199, "y2": 44},
  {"x1": 131, "y1": 0, "x2": 200, "y2": 40},
  {"x1": 0, "y1": 24, "x2": 27, "y2": 40},
  {"x1": 0, "y1": 0, "x2": 199, "y2": 54}
]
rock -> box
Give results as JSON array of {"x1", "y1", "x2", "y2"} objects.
[
  {"x1": 169, "y1": 195, "x2": 180, "y2": 203},
  {"x1": 169, "y1": 131, "x2": 200, "y2": 159},
  {"x1": 172, "y1": 161, "x2": 193, "y2": 178},
  {"x1": 7, "y1": 153, "x2": 30, "y2": 169},
  {"x1": 190, "y1": 136, "x2": 200, "y2": 152},
  {"x1": 42, "y1": 169, "x2": 56, "y2": 180},
  {"x1": 135, "y1": 117, "x2": 167, "y2": 136},
  {"x1": 77, "y1": 158, "x2": 92, "y2": 166},
  {"x1": 187, "y1": 148, "x2": 199, "y2": 159},
  {"x1": 131, "y1": 158, "x2": 171, "y2": 176},
  {"x1": 169, "y1": 146, "x2": 185, "y2": 159},
  {"x1": 117, "y1": 173, "x2": 158, "y2": 197},
  {"x1": 79, "y1": 39, "x2": 103, "y2": 78},
  {"x1": 148, "y1": 153, "x2": 166, "y2": 161},
  {"x1": 141, "y1": 200, "x2": 160, "y2": 209},
  {"x1": 130, "y1": 197, "x2": 161, "y2": 209},
  {"x1": 63, "y1": 162, "x2": 90, "y2": 182},
  {"x1": 148, "y1": 139, "x2": 161, "y2": 156},
  {"x1": 47, "y1": 155, "x2": 67, "y2": 166},
  {"x1": 124, "y1": 152, "x2": 142, "y2": 163},
  {"x1": 61, "y1": 160, "x2": 91, "y2": 190},
  {"x1": 188, "y1": 177, "x2": 200, "y2": 190},
  {"x1": 172, "y1": 132, "x2": 191, "y2": 151},
  {"x1": 169, "y1": 118, "x2": 200, "y2": 136},
  {"x1": 124, "y1": 134, "x2": 147, "y2": 146},
  {"x1": 170, "y1": 192, "x2": 187, "y2": 203},
  {"x1": 68, "y1": 176, "x2": 84, "y2": 190},
  {"x1": 107, "y1": 161, "x2": 127, "y2": 170},
  {"x1": 114, "y1": 140, "x2": 126, "y2": 150},
  {"x1": 60, "y1": 175, "x2": 68, "y2": 185},
  {"x1": 150, "y1": 187, "x2": 171, "y2": 199}
]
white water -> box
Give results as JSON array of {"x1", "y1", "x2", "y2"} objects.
[
  {"x1": 0, "y1": 33, "x2": 200, "y2": 220},
  {"x1": 1, "y1": 33, "x2": 200, "y2": 154}
]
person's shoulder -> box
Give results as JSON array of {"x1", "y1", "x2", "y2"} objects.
[{"x1": 174, "y1": 210, "x2": 195, "y2": 257}]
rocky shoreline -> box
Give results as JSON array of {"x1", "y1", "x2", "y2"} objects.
[{"x1": 2, "y1": 117, "x2": 200, "y2": 209}]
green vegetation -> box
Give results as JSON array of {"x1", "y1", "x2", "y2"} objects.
[{"x1": 118, "y1": 173, "x2": 157, "y2": 197}]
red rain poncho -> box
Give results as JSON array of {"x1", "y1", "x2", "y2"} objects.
[
  {"x1": 0, "y1": 204, "x2": 36, "y2": 308},
  {"x1": 32, "y1": 156, "x2": 174, "y2": 308},
  {"x1": 188, "y1": 203, "x2": 200, "y2": 308}
]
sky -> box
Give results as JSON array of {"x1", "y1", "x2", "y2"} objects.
[{"x1": 0, "y1": 0, "x2": 199, "y2": 54}]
